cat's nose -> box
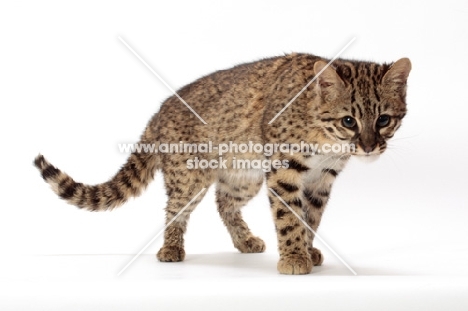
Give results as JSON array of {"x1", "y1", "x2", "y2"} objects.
[
  {"x1": 359, "y1": 143, "x2": 377, "y2": 154},
  {"x1": 364, "y1": 146, "x2": 374, "y2": 153}
]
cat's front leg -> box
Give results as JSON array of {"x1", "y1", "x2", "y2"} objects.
[
  {"x1": 303, "y1": 184, "x2": 330, "y2": 267},
  {"x1": 302, "y1": 155, "x2": 347, "y2": 266},
  {"x1": 267, "y1": 157, "x2": 312, "y2": 275}
]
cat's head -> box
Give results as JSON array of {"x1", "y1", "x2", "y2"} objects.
[{"x1": 313, "y1": 58, "x2": 411, "y2": 159}]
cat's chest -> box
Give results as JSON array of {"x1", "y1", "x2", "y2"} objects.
[{"x1": 302, "y1": 155, "x2": 347, "y2": 184}]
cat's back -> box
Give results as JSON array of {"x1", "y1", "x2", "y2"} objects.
[{"x1": 153, "y1": 54, "x2": 318, "y2": 137}]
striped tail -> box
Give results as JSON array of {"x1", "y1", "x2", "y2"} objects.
[{"x1": 34, "y1": 150, "x2": 159, "y2": 211}]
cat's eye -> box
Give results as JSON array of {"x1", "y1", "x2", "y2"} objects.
[
  {"x1": 342, "y1": 116, "x2": 356, "y2": 128},
  {"x1": 377, "y1": 115, "x2": 391, "y2": 127}
]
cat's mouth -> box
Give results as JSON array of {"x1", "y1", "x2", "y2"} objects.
[
  {"x1": 354, "y1": 153, "x2": 381, "y2": 163},
  {"x1": 351, "y1": 144, "x2": 384, "y2": 160}
]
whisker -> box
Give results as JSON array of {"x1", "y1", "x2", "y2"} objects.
[
  {"x1": 389, "y1": 132, "x2": 421, "y2": 142},
  {"x1": 385, "y1": 143, "x2": 412, "y2": 156},
  {"x1": 383, "y1": 151, "x2": 399, "y2": 169}
]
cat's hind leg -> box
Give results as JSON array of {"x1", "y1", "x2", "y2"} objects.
[
  {"x1": 157, "y1": 164, "x2": 214, "y2": 262},
  {"x1": 216, "y1": 169, "x2": 266, "y2": 254}
]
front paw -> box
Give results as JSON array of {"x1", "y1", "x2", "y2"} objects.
[
  {"x1": 277, "y1": 254, "x2": 312, "y2": 275},
  {"x1": 156, "y1": 245, "x2": 185, "y2": 262}
]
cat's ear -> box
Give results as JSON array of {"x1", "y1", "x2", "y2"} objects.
[
  {"x1": 382, "y1": 58, "x2": 412, "y2": 87},
  {"x1": 314, "y1": 61, "x2": 345, "y2": 100}
]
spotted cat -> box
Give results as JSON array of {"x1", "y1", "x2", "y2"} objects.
[{"x1": 34, "y1": 53, "x2": 411, "y2": 274}]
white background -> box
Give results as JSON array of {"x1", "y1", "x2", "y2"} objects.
[{"x1": 1, "y1": 0, "x2": 468, "y2": 310}]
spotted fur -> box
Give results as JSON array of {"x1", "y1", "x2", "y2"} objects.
[{"x1": 34, "y1": 53, "x2": 411, "y2": 274}]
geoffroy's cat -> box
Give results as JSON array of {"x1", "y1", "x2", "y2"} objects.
[{"x1": 34, "y1": 53, "x2": 411, "y2": 274}]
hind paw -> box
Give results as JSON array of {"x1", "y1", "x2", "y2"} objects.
[
  {"x1": 235, "y1": 236, "x2": 266, "y2": 253},
  {"x1": 156, "y1": 245, "x2": 185, "y2": 262}
]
